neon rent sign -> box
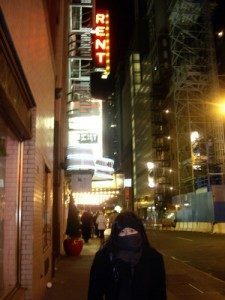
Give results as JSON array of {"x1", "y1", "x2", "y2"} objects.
[{"x1": 95, "y1": 11, "x2": 110, "y2": 78}]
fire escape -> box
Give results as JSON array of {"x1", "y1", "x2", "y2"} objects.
[
  {"x1": 151, "y1": 82, "x2": 172, "y2": 209},
  {"x1": 147, "y1": 0, "x2": 173, "y2": 210},
  {"x1": 66, "y1": 0, "x2": 95, "y2": 188}
]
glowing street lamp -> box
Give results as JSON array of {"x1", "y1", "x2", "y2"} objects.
[
  {"x1": 218, "y1": 102, "x2": 225, "y2": 114},
  {"x1": 147, "y1": 162, "x2": 155, "y2": 171},
  {"x1": 190, "y1": 131, "x2": 199, "y2": 143},
  {"x1": 217, "y1": 30, "x2": 224, "y2": 38},
  {"x1": 148, "y1": 176, "x2": 156, "y2": 188}
]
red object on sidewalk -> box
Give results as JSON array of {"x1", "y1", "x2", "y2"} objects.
[{"x1": 63, "y1": 238, "x2": 84, "y2": 256}]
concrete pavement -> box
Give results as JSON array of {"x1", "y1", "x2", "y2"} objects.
[
  {"x1": 43, "y1": 237, "x2": 225, "y2": 300},
  {"x1": 43, "y1": 238, "x2": 100, "y2": 300}
]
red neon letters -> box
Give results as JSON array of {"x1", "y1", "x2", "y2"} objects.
[{"x1": 95, "y1": 11, "x2": 110, "y2": 75}]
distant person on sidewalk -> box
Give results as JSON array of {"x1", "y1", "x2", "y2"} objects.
[
  {"x1": 88, "y1": 211, "x2": 167, "y2": 300},
  {"x1": 95, "y1": 211, "x2": 107, "y2": 244},
  {"x1": 93, "y1": 211, "x2": 100, "y2": 237},
  {"x1": 81, "y1": 210, "x2": 93, "y2": 243}
]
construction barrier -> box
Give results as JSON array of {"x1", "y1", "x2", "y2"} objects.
[
  {"x1": 151, "y1": 221, "x2": 225, "y2": 233},
  {"x1": 174, "y1": 222, "x2": 182, "y2": 231},
  {"x1": 175, "y1": 222, "x2": 184, "y2": 231},
  {"x1": 192, "y1": 222, "x2": 198, "y2": 231},
  {"x1": 213, "y1": 223, "x2": 225, "y2": 234},
  {"x1": 196, "y1": 222, "x2": 212, "y2": 232},
  {"x1": 174, "y1": 222, "x2": 212, "y2": 233},
  {"x1": 187, "y1": 222, "x2": 193, "y2": 231}
]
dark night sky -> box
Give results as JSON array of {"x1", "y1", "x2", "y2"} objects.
[
  {"x1": 91, "y1": 0, "x2": 135, "y2": 99},
  {"x1": 212, "y1": 0, "x2": 225, "y2": 29},
  {"x1": 211, "y1": 0, "x2": 225, "y2": 74}
]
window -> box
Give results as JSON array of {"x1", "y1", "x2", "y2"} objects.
[
  {"x1": 70, "y1": 59, "x2": 80, "y2": 78},
  {"x1": 71, "y1": 7, "x2": 81, "y2": 31}
]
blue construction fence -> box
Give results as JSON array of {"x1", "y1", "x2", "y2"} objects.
[{"x1": 172, "y1": 187, "x2": 225, "y2": 222}]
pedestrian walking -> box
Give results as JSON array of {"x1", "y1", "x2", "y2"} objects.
[
  {"x1": 93, "y1": 211, "x2": 99, "y2": 237},
  {"x1": 88, "y1": 211, "x2": 167, "y2": 300},
  {"x1": 95, "y1": 211, "x2": 107, "y2": 244},
  {"x1": 81, "y1": 210, "x2": 93, "y2": 243}
]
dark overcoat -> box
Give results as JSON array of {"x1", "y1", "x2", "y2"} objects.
[{"x1": 88, "y1": 244, "x2": 167, "y2": 300}]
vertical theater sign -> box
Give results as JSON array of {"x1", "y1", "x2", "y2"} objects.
[
  {"x1": 67, "y1": 5, "x2": 114, "y2": 196},
  {"x1": 94, "y1": 10, "x2": 110, "y2": 79}
]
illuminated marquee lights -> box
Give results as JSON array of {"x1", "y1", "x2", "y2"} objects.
[
  {"x1": 73, "y1": 190, "x2": 119, "y2": 206},
  {"x1": 67, "y1": 98, "x2": 114, "y2": 180},
  {"x1": 95, "y1": 11, "x2": 110, "y2": 78}
]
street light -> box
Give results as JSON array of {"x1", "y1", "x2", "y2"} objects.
[{"x1": 218, "y1": 102, "x2": 225, "y2": 114}]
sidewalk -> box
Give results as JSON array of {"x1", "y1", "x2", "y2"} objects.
[
  {"x1": 44, "y1": 237, "x2": 225, "y2": 300},
  {"x1": 43, "y1": 238, "x2": 100, "y2": 300}
]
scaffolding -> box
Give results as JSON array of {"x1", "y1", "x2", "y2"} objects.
[{"x1": 168, "y1": 0, "x2": 225, "y2": 193}]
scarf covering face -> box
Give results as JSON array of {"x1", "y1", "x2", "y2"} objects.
[
  {"x1": 116, "y1": 233, "x2": 143, "y2": 251},
  {"x1": 116, "y1": 233, "x2": 143, "y2": 268}
]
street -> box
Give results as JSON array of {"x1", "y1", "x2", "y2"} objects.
[
  {"x1": 147, "y1": 229, "x2": 225, "y2": 282},
  {"x1": 43, "y1": 231, "x2": 225, "y2": 300}
]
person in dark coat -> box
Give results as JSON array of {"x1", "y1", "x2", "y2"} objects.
[
  {"x1": 88, "y1": 211, "x2": 167, "y2": 300},
  {"x1": 81, "y1": 210, "x2": 93, "y2": 243},
  {"x1": 93, "y1": 211, "x2": 99, "y2": 237}
]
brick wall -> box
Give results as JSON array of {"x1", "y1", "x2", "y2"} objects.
[
  {"x1": 21, "y1": 108, "x2": 53, "y2": 300},
  {"x1": 0, "y1": 1, "x2": 64, "y2": 298},
  {"x1": 4, "y1": 135, "x2": 20, "y2": 292}
]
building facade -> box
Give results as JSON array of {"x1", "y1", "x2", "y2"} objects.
[
  {"x1": 116, "y1": 0, "x2": 225, "y2": 220},
  {"x1": 0, "y1": 1, "x2": 67, "y2": 299}
]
